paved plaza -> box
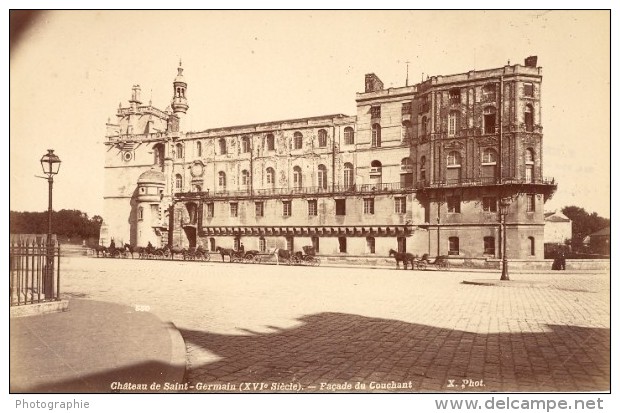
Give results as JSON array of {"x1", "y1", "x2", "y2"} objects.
[{"x1": 54, "y1": 256, "x2": 609, "y2": 392}]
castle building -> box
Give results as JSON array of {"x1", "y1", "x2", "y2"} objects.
[{"x1": 102, "y1": 57, "x2": 556, "y2": 259}]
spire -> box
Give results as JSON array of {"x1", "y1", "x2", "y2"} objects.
[{"x1": 171, "y1": 61, "x2": 188, "y2": 115}]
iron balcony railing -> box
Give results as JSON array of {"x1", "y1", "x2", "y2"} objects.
[
  {"x1": 176, "y1": 177, "x2": 556, "y2": 201},
  {"x1": 10, "y1": 240, "x2": 61, "y2": 306}
]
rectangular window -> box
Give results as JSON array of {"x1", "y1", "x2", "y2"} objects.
[
  {"x1": 401, "y1": 102, "x2": 412, "y2": 115},
  {"x1": 484, "y1": 236, "x2": 495, "y2": 255},
  {"x1": 308, "y1": 200, "x2": 317, "y2": 216},
  {"x1": 526, "y1": 194, "x2": 536, "y2": 212},
  {"x1": 206, "y1": 202, "x2": 214, "y2": 218},
  {"x1": 447, "y1": 196, "x2": 461, "y2": 213},
  {"x1": 255, "y1": 202, "x2": 264, "y2": 217},
  {"x1": 363, "y1": 198, "x2": 375, "y2": 214},
  {"x1": 366, "y1": 237, "x2": 376, "y2": 254},
  {"x1": 338, "y1": 237, "x2": 347, "y2": 253},
  {"x1": 259, "y1": 237, "x2": 266, "y2": 252},
  {"x1": 283, "y1": 200, "x2": 292, "y2": 217},
  {"x1": 335, "y1": 199, "x2": 346, "y2": 216},
  {"x1": 397, "y1": 236, "x2": 406, "y2": 253},
  {"x1": 311, "y1": 236, "x2": 320, "y2": 253},
  {"x1": 230, "y1": 202, "x2": 238, "y2": 217},
  {"x1": 286, "y1": 236, "x2": 294, "y2": 252},
  {"x1": 524, "y1": 83, "x2": 534, "y2": 97},
  {"x1": 449, "y1": 237, "x2": 460, "y2": 255},
  {"x1": 395, "y1": 197, "x2": 406, "y2": 214},
  {"x1": 483, "y1": 197, "x2": 497, "y2": 212},
  {"x1": 370, "y1": 106, "x2": 381, "y2": 119}
]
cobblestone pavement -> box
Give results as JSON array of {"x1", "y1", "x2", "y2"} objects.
[{"x1": 59, "y1": 256, "x2": 610, "y2": 392}]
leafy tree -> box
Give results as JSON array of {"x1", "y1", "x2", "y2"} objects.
[
  {"x1": 9, "y1": 209, "x2": 102, "y2": 240},
  {"x1": 561, "y1": 206, "x2": 610, "y2": 251}
]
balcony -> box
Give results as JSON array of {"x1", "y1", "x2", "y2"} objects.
[{"x1": 400, "y1": 164, "x2": 414, "y2": 173}]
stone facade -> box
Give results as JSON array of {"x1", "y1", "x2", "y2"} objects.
[{"x1": 102, "y1": 57, "x2": 556, "y2": 259}]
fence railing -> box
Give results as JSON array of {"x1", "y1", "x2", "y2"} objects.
[{"x1": 10, "y1": 240, "x2": 61, "y2": 306}]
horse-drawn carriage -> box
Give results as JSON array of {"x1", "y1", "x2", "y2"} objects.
[
  {"x1": 292, "y1": 246, "x2": 321, "y2": 266},
  {"x1": 183, "y1": 246, "x2": 211, "y2": 261},
  {"x1": 389, "y1": 249, "x2": 450, "y2": 270}
]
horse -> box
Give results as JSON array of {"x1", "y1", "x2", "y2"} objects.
[
  {"x1": 123, "y1": 243, "x2": 135, "y2": 259},
  {"x1": 90, "y1": 244, "x2": 108, "y2": 258},
  {"x1": 216, "y1": 246, "x2": 238, "y2": 262},
  {"x1": 162, "y1": 244, "x2": 186, "y2": 260},
  {"x1": 388, "y1": 249, "x2": 416, "y2": 270},
  {"x1": 274, "y1": 248, "x2": 294, "y2": 265}
]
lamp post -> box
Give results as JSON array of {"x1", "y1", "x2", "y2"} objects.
[
  {"x1": 40, "y1": 149, "x2": 61, "y2": 297},
  {"x1": 499, "y1": 197, "x2": 510, "y2": 281}
]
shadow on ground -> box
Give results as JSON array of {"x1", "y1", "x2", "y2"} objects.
[{"x1": 180, "y1": 312, "x2": 610, "y2": 393}]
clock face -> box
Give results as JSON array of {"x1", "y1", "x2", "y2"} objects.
[{"x1": 190, "y1": 163, "x2": 204, "y2": 177}]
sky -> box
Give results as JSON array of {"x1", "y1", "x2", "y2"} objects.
[{"x1": 9, "y1": 10, "x2": 611, "y2": 218}]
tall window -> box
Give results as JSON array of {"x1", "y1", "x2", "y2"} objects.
[
  {"x1": 483, "y1": 84, "x2": 496, "y2": 101},
  {"x1": 230, "y1": 202, "x2": 238, "y2": 217},
  {"x1": 483, "y1": 106, "x2": 496, "y2": 134},
  {"x1": 196, "y1": 141, "x2": 202, "y2": 157},
  {"x1": 420, "y1": 156, "x2": 426, "y2": 182},
  {"x1": 311, "y1": 236, "x2": 319, "y2": 253},
  {"x1": 484, "y1": 236, "x2": 495, "y2": 256},
  {"x1": 481, "y1": 148, "x2": 498, "y2": 182},
  {"x1": 219, "y1": 138, "x2": 227, "y2": 155},
  {"x1": 402, "y1": 121, "x2": 412, "y2": 142},
  {"x1": 292, "y1": 166, "x2": 302, "y2": 189},
  {"x1": 343, "y1": 163, "x2": 354, "y2": 189},
  {"x1": 259, "y1": 237, "x2": 266, "y2": 252},
  {"x1": 206, "y1": 202, "x2": 214, "y2": 218},
  {"x1": 308, "y1": 200, "x2": 317, "y2": 216},
  {"x1": 218, "y1": 171, "x2": 226, "y2": 191},
  {"x1": 255, "y1": 202, "x2": 264, "y2": 217},
  {"x1": 266, "y1": 134, "x2": 275, "y2": 151},
  {"x1": 401, "y1": 157, "x2": 413, "y2": 172},
  {"x1": 366, "y1": 237, "x2": 376, "y2": 254},
  {"x1": 421, "y1": 116, "x2": 427, "y2": 136},
  {"x1": 395, "y1": 197, "x2": 406, "y2": 214},
  {"x1": 317, "y1": 129, "x2": 327, "y2": 148},
  {"x1": 402, "y1": 102, "x2": 412, "y2": 115},
  {"x1": 175, "y1": 174, "x2": 183, "y2": 190},
  {"x1": 175, "y1": 143, "x2": 183, "y2": 159},
  {"x1": 526, "y1": 194, "x2": 536, "y2": 212},
  {"x1": 524, "y1": 104, "x2": 534, "y2": 132},
  {"x1": 448, "y1": 111, "x2": 459, "y2": 136},
  {"x1": 137, "y1": 206, "x2": 143, "y2": 221},
  {"x1": 449, "y1": 237, "x2": 460, "y2": 255},
  {"x1": 446, "y1": 151, "x2": 462, "y2": 184},
  {"x1": 364, "y1": 198, "x2": 375, "y2": 214},
  {"x1": 286, "y1": 236, "x2": 294, "y2": 252},
  {"x1": 209, "y1": 238, "x2": 216, "y2": 252},
  {"x1": 528, "y1": 237, "x2": 535, "y2": 256},
  {"x1": 266, "y1": 167, "x2": 275, "y2": 187},
  {"x1": 241, "y1": 136, "x2": 251, "y2": 153},
  {"x1": 525, "y1": 148, "x2": 534, "y2": 183},
  {"x1": 344, "y1": 127, "x2": 355, "y2": 145},
  {"x1": 317, "y1": 164, "x2": 327, "y2": 189},
  {"x1": 370, "y1": 160, "x2": 382, "y2": 184},
  {"x1": 483, "y1": 197, "x2": 497, "y2": 212},
  {"x1": 293, "y1": 132, "x2": 303, "y2": 150},
  {"x1": 397, "y1": 237, "x2": 406, "y2": 253},
  {"x1": 283, "y1": 201, "x2": 292, "y2": 217},
  {"x1": 153, "y1": 143, "x2": 164, "y2": 167},
  {"x1": 338, "y1": 237, "x2": 347, "y2": 253},
  {"x1": 241, "y1": 170, "x2": 250, "y2": 187},
  {"x1": 335, "y1": 199, "x2": 346, "y2": 216},
  {"x1": 482, "y1": 148, "x2": 497, "y2": 164},
  {"x1": 370, "y1": 106, "x2": 381, "y2": 119},
  {"x1": 524, "y1": 83, "x2": 534, "y2": 97},
  {"x1": 447, "y1": 196, "x2": 461, "y2": 213},
  {"x1": 371, "y1": 124, "x2": 381, "y2": 147},
  {"x1": 449, "y1": 88, "x2": 461, "y2": 104}
]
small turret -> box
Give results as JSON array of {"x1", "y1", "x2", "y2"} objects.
[{"x1": 171, "y1": 60, "x2": 188, "y2": 115}]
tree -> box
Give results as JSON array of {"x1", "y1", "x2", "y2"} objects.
[
  {"x1": 9, "y1": 209, "x2": 103, "y2": 241},
  {"x1": 561, "y1": 206, "x2": 610, "y2": 251}
]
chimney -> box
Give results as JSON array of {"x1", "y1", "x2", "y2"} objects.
[
  {"x1": 364, "y1": 73, "x2": 384, "y2": 93},
  {"x1": 524, "y1": 56, "x2": 538, "y2": 67}
]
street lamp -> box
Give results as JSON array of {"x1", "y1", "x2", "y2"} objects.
[
  {"x1": 40, "y1": 149, "x2": 61, "y2": 297},
  {"x1": 499, "y1": 197, "x2": 511, "y2": 281}
]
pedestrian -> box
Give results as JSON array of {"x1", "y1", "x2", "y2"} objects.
[
  {"x1": 239, "y1": 242, "x2": 245, "y2": 253},
  {"x1": 559, "y1": 249, "x2": 566, "y2": 270}
]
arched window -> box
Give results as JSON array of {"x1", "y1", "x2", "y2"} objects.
[
  {"x1": 266, "y1": 167, "x2": 275, "y2": 187},
  {"x1": 317, "y1": 164, "x2": 328, "y2": 189},
  {"x1": 421, "y1": 116, "x2": 427, "y2": 136},
  {"x1": 371, "y1": 124, "x2": 381, "y2": 147},
  {"x1": 343, "y1": 162, "x2": 354, "y2": 189},
  {"x1": 317, "y1": 129, "x2": 327, "y2": 148},
  {"x1": 400, "y1": 157, "x2": 414, "y2": 188},
  {"x1": 266, "y1": 134, "x2": 275, "y2": 151},
  {"x1": 528, "y1": 236, "x2": 535, "y2": 256},
  {"x1": 218, "y1": 171, "x2": 226, "y2": 190},
  {"x1": 402, "y1": 121, "x2": 412, "y2": 142},
  {"x1": 293, "y1": 132, "x2": 303, "y2": 150},
  {"x1": 241, "y1": 170, "x2": 250, "y2": 187},
  {"x1": 483, "y1": 106, "x2": 496, "y2": 134},
  {"x1": 448, "y1": 111, "x2": 459, "y2": 136},
  {"x1": 524, "y1": 104, "x2": 534, "y2": 132},
  {"x1": 209, "y1": 238, "x2": 216, "y2": 252},
  {"x1": 482, "y1": 148, "x2": 497, "y2": 164},
  {"x1": 420, "y1": 156, "x2": 427, "y2": 182},
  {"x1": 525, "y1": 148, "x2": 535, "y2": 183},
  {"x1": 366, "y1": 237, "x2": 376, "y2": 254},
  {"x1": 175, "y1": 174, "x2": 183, "y2": 190},
  {"x1": 370, "y1": 160, "x2": 382, "y2": 185},
  {"x1": 241, "y1": 136, "x2": 250, "y2": 153},
  {"x1": 446, "y1": 151, "x2": 461, "y2": 184},
  {"x1": 196, "y1": 141, "x2": 202, "y2": 157},
  {"x1": 153, "y1": 143, "x2": 164, "y2": 167},
  {"x1": 259, "y1": 237, "x2": 266, "y2": 252},
  {"x1": 344, "y1": 127, "x2": 355, "y2": 145},
  {"x1": 292, "y1": 166, "x2": 302, "y2": 189},
  {"x1": 138, "y1": 206, "x2": 144, "y2": 221},
  {"x1": 175, "y1": 143, "x2": 183, "y2": 159},
  {"x1": 218, "y1": 138, "x2": 227, "y2": 155}
]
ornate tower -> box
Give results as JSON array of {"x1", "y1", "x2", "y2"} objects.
[{"x1": 171, "y1": 60, "x2": 188, "y2": 116}]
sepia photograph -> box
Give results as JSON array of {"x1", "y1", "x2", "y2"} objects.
[{"x1": 7, "y1": 7, "x2": 614, "y2": 411}]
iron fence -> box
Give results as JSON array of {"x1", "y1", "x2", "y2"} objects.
[{"x1": 9, "y1": 240, "x2": 61, "y2": 306}]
